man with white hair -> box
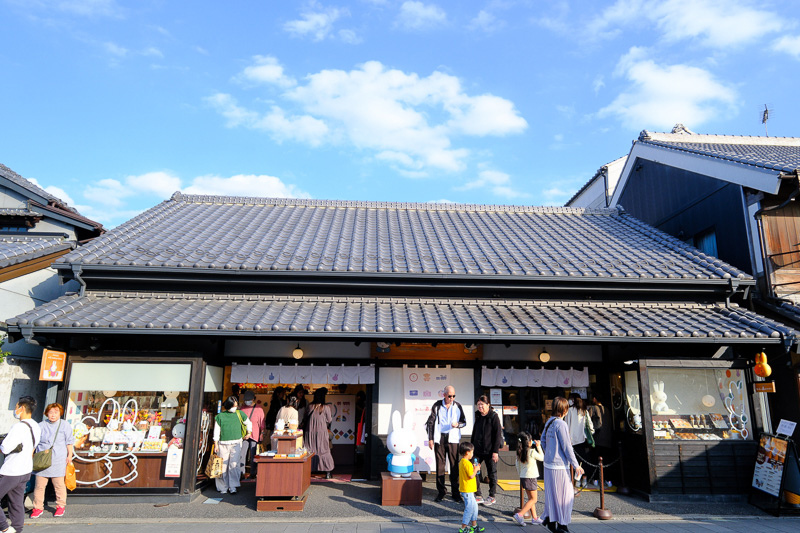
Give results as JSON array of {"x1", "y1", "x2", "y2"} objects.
[{"x1": 425, "y1": 385, "x2": 466, "y2": 503}]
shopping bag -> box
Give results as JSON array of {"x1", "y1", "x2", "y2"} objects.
[
  {"x1": 205, "y1": 453, "x2": 224, "y2": 479},
  {"x1": 65, "y1": 462, "x2": 77, "y2": 491}
]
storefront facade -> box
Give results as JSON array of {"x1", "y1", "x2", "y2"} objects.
[{"x1": 7, "y1": 195, "x2": 795, "y2": 500}]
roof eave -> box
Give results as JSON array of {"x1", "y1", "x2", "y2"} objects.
[{"x1": 610, "y1": 142, "x2": 784, "y2": 207}]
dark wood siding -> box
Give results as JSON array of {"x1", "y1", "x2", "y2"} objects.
[{"x1": 618, "y1": 159, "x2": 753, "y2": 274}]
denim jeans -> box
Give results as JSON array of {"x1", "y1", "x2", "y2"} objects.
[{"x1": 461, "y1": 491, "x2": 478, "y2": 525}]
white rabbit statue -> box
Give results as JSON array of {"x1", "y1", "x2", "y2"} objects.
[
  {"x1": 387, "y1": 410, "x2": 417, "y2": 478},
  {"x1": 651, "y1": 381, "x2": 671, "y2": 413}
]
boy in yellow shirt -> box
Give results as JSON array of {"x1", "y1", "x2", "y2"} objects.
[{"x1": 457, "y1": 442, "x2": 485, "y2": 533}]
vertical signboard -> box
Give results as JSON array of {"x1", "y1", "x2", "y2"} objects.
[
  {"x1": 39, "y1": 349, "x2": 67, "y2": 382},
  {"x1": 753, "y1": 434, "x2": 788, "y2": 497},
  {"x1": 403, "y1": 364, "x2": 450, "y2": 472}
]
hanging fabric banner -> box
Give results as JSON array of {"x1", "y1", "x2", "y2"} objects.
[
  {"x1": 403, "y1": 364, "x2": 450, "y2": 472},
  {"x1": 358, "y1": 365, "x2": 376, "y2": 384}
]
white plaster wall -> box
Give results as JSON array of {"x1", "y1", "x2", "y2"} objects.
[{"x1": 1, "y1": 268, "x2": 78, "y2": 431}]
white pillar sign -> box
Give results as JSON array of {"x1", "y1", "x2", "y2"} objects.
[{"x1": 403, "y1": 364, "x2": 450, "y2": 472}]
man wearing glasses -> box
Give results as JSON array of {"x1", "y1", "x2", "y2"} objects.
[{"x1": 425, "y1": 385, "x2": 467, "y2": 502}]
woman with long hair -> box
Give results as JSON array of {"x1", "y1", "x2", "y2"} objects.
[
  {"x1": 540, "y1": 397, "x2": 583, "y2": 533},
  {"x1": 305, "y1": 387, "x2": 335, "y2": 478},
  {"x1": 564, "y1": 393, "x2": 593, "y2": 486}
]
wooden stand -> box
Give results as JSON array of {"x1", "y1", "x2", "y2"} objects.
[
  {"x1": 255, "y1": 452, "x2": 313, "y2": 512},
  {"x1": 381, "y1": 471, "x2": 422, "y2": 506},
  {"x1": 271, "y1": 432, "x2": 303, "y2": 454}
]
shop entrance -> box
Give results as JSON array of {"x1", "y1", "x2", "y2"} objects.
[{"x1": 227, "y1": 380, "x2": 368, "y2": 480}]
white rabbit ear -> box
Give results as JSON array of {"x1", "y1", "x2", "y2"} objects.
[
  {"x1": 391, "y1": 410, "x2": 402, "y2": 433},
  {"x1": 403, "y1": 410, "x2": 414, "y2": 431},
  {"x1": 652, "y1": 381, "x2": 658, "y2": 392}
]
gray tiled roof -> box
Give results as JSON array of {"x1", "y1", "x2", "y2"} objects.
[
  {"x1": 57, "y1": 194, "x2": 750, "y2": 281},
  {"x1": 0, "y1": 236, "x2": 74, "y2": 269},
  {"x1": 7, "y1": 291, "x2": 790, "y2": 342},
  {"x1": 639, "y1": 131, "x2": 800, "y2": 173},
  {"x1": 0, "y1": 163, "x2": 77, "y2": 213},
  {"x1": 0, "y1": 208, "x2": 37, "y2": 216}
]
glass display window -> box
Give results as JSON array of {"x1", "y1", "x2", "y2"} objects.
[
  {"x1": 66, "y1": 362, "x2": 192, "y2": 489},
  {"x1": 624, "y1": 370, "x2": 643, "y2": 433},
  {"x1": 647, "y1": 367, "x2": 752, "y2": 441}
]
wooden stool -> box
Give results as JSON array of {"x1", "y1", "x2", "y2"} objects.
[{"x1": 381, "y1": 472, "x2": 422, "y2": 506}]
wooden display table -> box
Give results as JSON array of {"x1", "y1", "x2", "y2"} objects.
[
  {"x1": 255, "y1": 452, "x2": 313, "y2": 511},
  {"x1": 271, "y1": 432, "x2": 303, "y2": 454},
  {"x1": 381, "y1": 471, "x2": 422, "y2": 506}
]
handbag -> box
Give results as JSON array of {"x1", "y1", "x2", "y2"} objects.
[
  {"x1": 584, "y1": 415, "x2": 595, "y2": 448},
  {"x1": 65, "y1": 462, "x2": 77, "y2": 491},
  {"x1": 205, "y1": 452, "x2": 224, "y2": 479},
  {"x1": 25, "y1": 420, "x2": 60, "y2": 472},
  {"x1": 237, "y1": 411, "x2": 247, "y2": 439}
]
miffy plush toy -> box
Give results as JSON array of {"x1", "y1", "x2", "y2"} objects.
[
  {"x1": 651, "y1": 381, "x2": 670, "y2": 413},
  {"x1": 387, "y1": 410, "x2": 417, "y2": 478}
]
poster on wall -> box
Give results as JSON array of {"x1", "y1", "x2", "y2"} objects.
[
  {"x1": 752, "y1": 434, "x2": 788, "y2": 497},
  {"x1": 39, "y1": 349, "x2": 66, "y2": 382},
  {"x1": 403, "y1": 364, "x2": 450, "y2": 472},
  {"x1": 327, "y1": 394, "x2": 356, "y2": 446}
]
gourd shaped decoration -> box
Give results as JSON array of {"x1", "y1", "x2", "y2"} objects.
[
  {"x1": 386, "y1": 410, "x2": 417, "y2": 478},
  {"x1": 651, "y1": 381, "x2": 671, "y2": 413}
]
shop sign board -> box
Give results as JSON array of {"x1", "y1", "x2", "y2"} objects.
[
  {"x1": 754, "y1": 382, "x2": 776, "y2": 393},
  {"x1": 39, "y1": 349, "x2": 66, "y2": 382},
  {"x1": 777, "y1": 419, "x2": 796, "y2": 437},
  {"x1": 327, "y1": 394, "x2": 356, "y2": 445},
  {"x1": 164, "y1": 446, "x2": 183, "y2": 477},
  {"x1": 403, "y1": 364, "x2": 450, "y2": 472},
  {"x1": 490, "y1": 388, "x2": 502, "y2": 406},
  {"x1": 752, "y1": 434, "x2": 788, "y2": 497}
]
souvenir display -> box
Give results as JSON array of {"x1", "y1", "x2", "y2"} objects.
[{"x1": 648, "y1": 367, "x2": 753, "y2": 441}]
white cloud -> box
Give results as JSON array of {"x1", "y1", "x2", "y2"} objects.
[
  {"x1": 597, "y1": 47, "x2": 738, "y2": 129},
  {"x1": 589, "y1": 0, "x2": 784, "y2": 48},
  {"x1": 284, "y1": 3, "x2": 347, "y2": 41},
  {"x1": 773, "y1": 35, "x2": 800, "y2": 59},
  {"x1": 542, "y1": 186, "x2": 571, "y2": 205},
  {"x1": 9, "y1": 0, "x2": 124, "y2": 18},
  {"x1": 592, "y1": 76, "x2": 605, "y2": 94},
  {"x1": 457, "y1": 169, "x2": 529, "y2": 199},
  {"x1": 238, "y1": 55, "x2": 297, "y2": 88},
  {"x1": 103, "y1": 41, "x2": 127, "y2": 57},
  {"x1": 338, "y1": 29, "x2": 362, "y2": 44},
  {"x1": 212, "y1": 59, "x2": 527, "y2": 175},
  {"x1": 206, "y1": 94, "x2": 329, "y2": 146},
  {"x1": 77, "y1": 171, "x2": 308, "y2": 226},
  {"x1": 142, "y1": 47, "x2": 163, "y2": 58},
  {"x1": 182, "y1": 174, "x2": 310, "y2": 198},
  {"x1": 468, "y1": 10, "x2": 503, "y2": 33},
  {"x1": 43, "y1": 186, "x2": 76, "y2": 206},
  {"x1": 396, "y1": 1, "x2": 447, "y2": 30},
  {"x1": 83, "y1": 172, "x2": 182, "y2": 207}
]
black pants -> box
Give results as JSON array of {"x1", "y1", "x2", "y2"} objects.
[
  {"x1": 0, "y1": 472, "x2": 29, "y2": 532},
  {"x1": 474, "y1": 452, "x2": 498, "y2": 498},
  {"x1": 434, "y1": 435, "x2": 459, "y2": 497}
]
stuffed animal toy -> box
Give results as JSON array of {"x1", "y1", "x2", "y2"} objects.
[
  {"x1": 386, "y1": 410, "x2": 416, "y2": 478},
  {"x1": 651, "y1": 381, "x2": 671, "y2": 413}
]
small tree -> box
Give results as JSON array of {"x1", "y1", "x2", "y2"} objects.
[{"x1": 0, "y1": 333, "x2": 11, "y2": 364}]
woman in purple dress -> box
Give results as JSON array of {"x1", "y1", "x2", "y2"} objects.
[
  {"x1": 31, "y1": 403, "x2": 74, "y2": 519},
  {"x1": 540, "y1": 397, "x2": 584, "y2": 533},
  {"x1": 304, "y1": 387, "x2": 334, "y2": 479}
]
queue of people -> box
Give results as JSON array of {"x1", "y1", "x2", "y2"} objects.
[{"x1": 210, "y1": 384, "x2": 336, "y2": 492}]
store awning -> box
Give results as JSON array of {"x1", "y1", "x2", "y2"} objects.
[{"x1": 7, "y1": 290, "x2": 795, "y2": 345}]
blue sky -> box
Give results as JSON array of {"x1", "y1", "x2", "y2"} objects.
[{"x1": 2, "y1": 0, "x2": 799, "y2": 228}]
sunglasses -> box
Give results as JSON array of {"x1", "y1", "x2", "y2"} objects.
[{"x1": 447, "y1": 394, "x2": 456, "y2": 398}]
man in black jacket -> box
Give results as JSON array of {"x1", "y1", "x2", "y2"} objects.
[
  {"x1": 471, "y1": 395, "x2": 503, "y2": 505},
  {"x1": 425, "y1": 385, "x2": 467, "y2": 502}
]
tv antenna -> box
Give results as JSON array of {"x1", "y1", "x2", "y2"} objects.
[{"x1": 761, "y1": 104, "x2": 773, "y2": 136}]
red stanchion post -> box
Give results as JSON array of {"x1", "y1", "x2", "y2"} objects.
[{"x1": 593, "y1": 457, "x2": 612, "y2": 520}]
